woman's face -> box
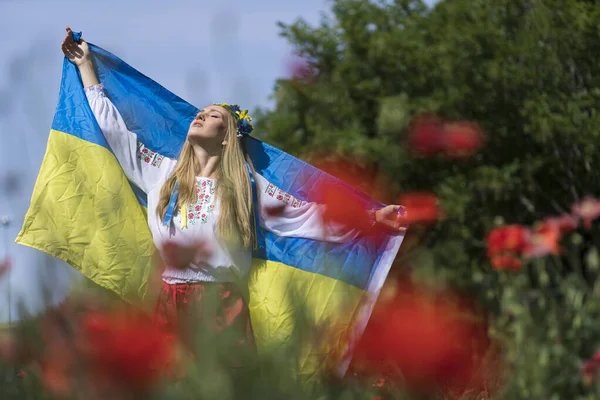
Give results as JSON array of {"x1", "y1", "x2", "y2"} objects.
[{"x1": 187, "y1": 105, "x2": 230, "y2": 142}]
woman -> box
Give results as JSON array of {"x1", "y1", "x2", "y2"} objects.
[{"x1": 61, "y1": 27, "x2": 405, "y2": 352}]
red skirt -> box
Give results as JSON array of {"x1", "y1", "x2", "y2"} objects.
[{"x1": 152, "y1": 281, "x2": 255, "y2": 357}]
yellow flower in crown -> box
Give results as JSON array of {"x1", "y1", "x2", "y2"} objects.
[
  {"x1": 238, "y1": 109, "x2": 251, "y2": 122},
  {"x1": 214, "y1": 102, "x2": 254, "y2": 137}
]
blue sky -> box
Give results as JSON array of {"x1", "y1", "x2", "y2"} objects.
[{"x1": 0, "y1": 0, "x2": 437, "y2": 322}]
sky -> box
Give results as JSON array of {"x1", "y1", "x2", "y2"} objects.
[{"x1": 0, "y1": 0, "x2": 437, "y2": 322}]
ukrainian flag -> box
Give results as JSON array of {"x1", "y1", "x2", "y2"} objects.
[{"x1": 16, "y1": 39, "x2": 404, "y2": 377}]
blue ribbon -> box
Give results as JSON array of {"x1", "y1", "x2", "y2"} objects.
[
  {"x1": 162, "y1": 181, "x2": 179, "y2": 227},
  {"x1": 246, "y1": 163, "x2": 265, "y2": 250}
]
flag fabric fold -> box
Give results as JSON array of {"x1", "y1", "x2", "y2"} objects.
[{"x1": 16, "y1": 40, "x2": 404, "y2": 377}]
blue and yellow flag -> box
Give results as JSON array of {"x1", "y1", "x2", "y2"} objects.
[{"x1": 16, "y1": 39, "x2": 404, "y2": 376}]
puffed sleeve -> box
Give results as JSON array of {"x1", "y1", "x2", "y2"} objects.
[
  {"x1": 85, "y1": 84, "x2": 176, "y2": 193},
  {"x1": 254, "y1": 172, "x2": 362, "y2": 243}
]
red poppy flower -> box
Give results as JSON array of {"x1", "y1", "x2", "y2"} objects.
[
  {"x1": 441, "y1": 121, "x2": 485, "y2": 158},
  {"x1": 81, "y1": 310, "x2": 173, "y2": 391},
  {"x1": 407, "y1": 115, "x2": 445, "y2": 157},
  {"x1": 40, "y1": 343, "x2": 74, "y2": 397},
  {"x1": 572, "y1": 196, "x2": 600, "y2": 230},
  {"x1": 287, "y1": 55, "x2": 315, "y2": 83},
  {"x1": 351, "y1": 281, "x2": 491, "y2": 394},
  {"x1": 161, "y1": 240, "x2": 213, "y2": 270},
  {"x1": 545, "y1": 214, "x2": 578, "y2": 233},
  {"x1": 0, "y1": 257, "x2": 11, "y2": 280},
  {"x1": 523, "y1": 221, "x2": 562, "y2": 258},
  {"x1": 42, "y1": 360, "x2": 71, "y2": 396},
  {"x1": 396, "y1": 192, "x2": 442, "y2": 225},
  {"x1": 486, "y1": 225, "x2": 530, "y2": 257},
  {"x1": 581, "y1": 350, "x2": 600, "y2": 386},
  {"x1": 490, "y1": 254, "x2": 522, "y2": 271},
  {"x1": 309, "y1": 159, "x2": 379, "y2": 234},
  {"x1": 316, "y1": 180, "x2": 372, "y2": 232}
]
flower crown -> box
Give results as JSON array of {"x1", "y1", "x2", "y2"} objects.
[{"x1": 214, "y1": 102, "x2": 254, "y2": 137}]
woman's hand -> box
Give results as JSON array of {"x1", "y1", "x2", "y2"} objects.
[
  {"x1": 375, "y1": 205, "x2": 408, "y2": 232},
  {"x1": 61, "y1": 26, "x2": 91, "y2": 66}
]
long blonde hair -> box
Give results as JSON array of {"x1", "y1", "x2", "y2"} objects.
[{"x1": 156, "y1": 113, "x2": 256, "y2": 248}]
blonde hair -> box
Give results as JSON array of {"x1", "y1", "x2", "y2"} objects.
[{"x1": 156, "y1": 112, "x2": 256, "y2": 248}]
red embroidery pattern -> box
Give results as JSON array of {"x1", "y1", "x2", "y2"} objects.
[
  {"x1": 136, "y1": 141, "x2": 164, "y2": 167},
  {"x1": 265, "y1": 183, "x2": 302, "y2": 209},
  {"x1": 187, "y1": 179, "x2": 216, "y2": 225},
  {"x1": 152, "y1": 154, "x2": 164, "y2": 167}
]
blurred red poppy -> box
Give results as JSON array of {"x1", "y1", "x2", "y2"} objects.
[
  {"x1": 374, "y1": 377, "x2": 386, "y2": 387},
  {"x1": 161, "y1": 240, "x2": 213, "y2": 270},
  {"x1": 81, "y1": 310, "x2": 174, "y2": 391},
  {"x1": 486, "y1": 225, "x2": 530, "y2": 258},
  {"x1": 287, "y1": 54, "x2": 315, "y2": 84},
  {"x1": 523, "y1": 221, "x2": 562, "y2": 258},
  {"x1": 350, "y1": 281, "x2": 492, "y2": 394},
  {"x1": 407, "y1": 115, "x2": 445, "y2": 157},
  {"x1": 41, "y1": 343, "x2": 74, "y2": 397},
  {"x1": 441, "y1": 121, "x2": 485, "y2": 158},
  {"x1": 0, "y1": 333, "x2": 17, "y2": 363},
  {"x1": 0, "y1": 257, "x2": 11, "y2": 280},
  {"x1": 396, "y1": 192, "x2": 442, "y2": 225},
  {"x1": 316, "y1": 180, "x2": 373, "y2": 233},
  {"x1": 490, "y1": 254, "x2": 522, "y2": 271},
  {"x1": 545, "y1": 214, "x2": 578, "y2": 234},
  {"x1": 407, "y1": 115, "x2": 485, "y2": 159},
  {"x1": 311, "y1": 159, "x2": 379, "y2": 235},
  {"x1": 572, "y1": 196, "x2": 600, "y2": 230},
  {"x1": 581, "y1": 350, "x2": 600, "y2": 386}
]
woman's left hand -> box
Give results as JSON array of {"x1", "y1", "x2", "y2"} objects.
[{"x1": 375, "y1": 205, "x2": 408, "y2": 232}]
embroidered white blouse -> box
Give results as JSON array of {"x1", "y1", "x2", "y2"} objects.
[{"x1": 84, "y1": 84, "x2": 358, "y2": 284}]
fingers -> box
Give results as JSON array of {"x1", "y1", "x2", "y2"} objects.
[
  {"x1": 71, "y1": 45, "x2": 84, "y2": 59},
  {"x1": 65, "y1": 26, "x2": 74, "y2": 43},
  {"x1": 65, "y1": 26, "x2": 83, "y2": 46},
  {"x1": 61, "y1": 41, "x2": 73, "y2": 59},
  {"x1": 61, "y1": 29, "x2": 73, "y2": 55},
  {"x1": 62, "y1": 39, "x2": 77, "y2": 59},
  {"x1": 378, "y1": 217, "x2": 407, "y2": 233},
  {"x1": 62, "y1": 26, "x2": 87, "y2": 61},
  {"x1": 393, "y1": 221, "x2": 407, "y2": 232}
]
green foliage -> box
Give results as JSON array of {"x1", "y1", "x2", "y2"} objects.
[{"x1": 254, "y1": 0, "x2": 600, "y2": 397}]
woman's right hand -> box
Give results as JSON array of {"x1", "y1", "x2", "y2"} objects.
[{"x1": 61, "y1": 26, "x2": 91, "y2": 66}]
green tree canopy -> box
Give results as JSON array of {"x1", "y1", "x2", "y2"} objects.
[
  {"x1": 255, "y1": 0, "x2": 600, "y2": 290},
  {"x1": 255, "y1": 3, "x2": 600, "y2": 395}
]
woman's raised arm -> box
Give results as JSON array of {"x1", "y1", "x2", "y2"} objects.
[{"x1": 61, "y1": 27, "x2": 175, "y2": 193}]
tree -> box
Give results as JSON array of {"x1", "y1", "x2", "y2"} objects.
[
  {"x1": 255, "y1": 0, "x2": 600, "y2": 397},
  {"x1": 256, "y1": 0, "x2": 600, "y2": 287}
]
